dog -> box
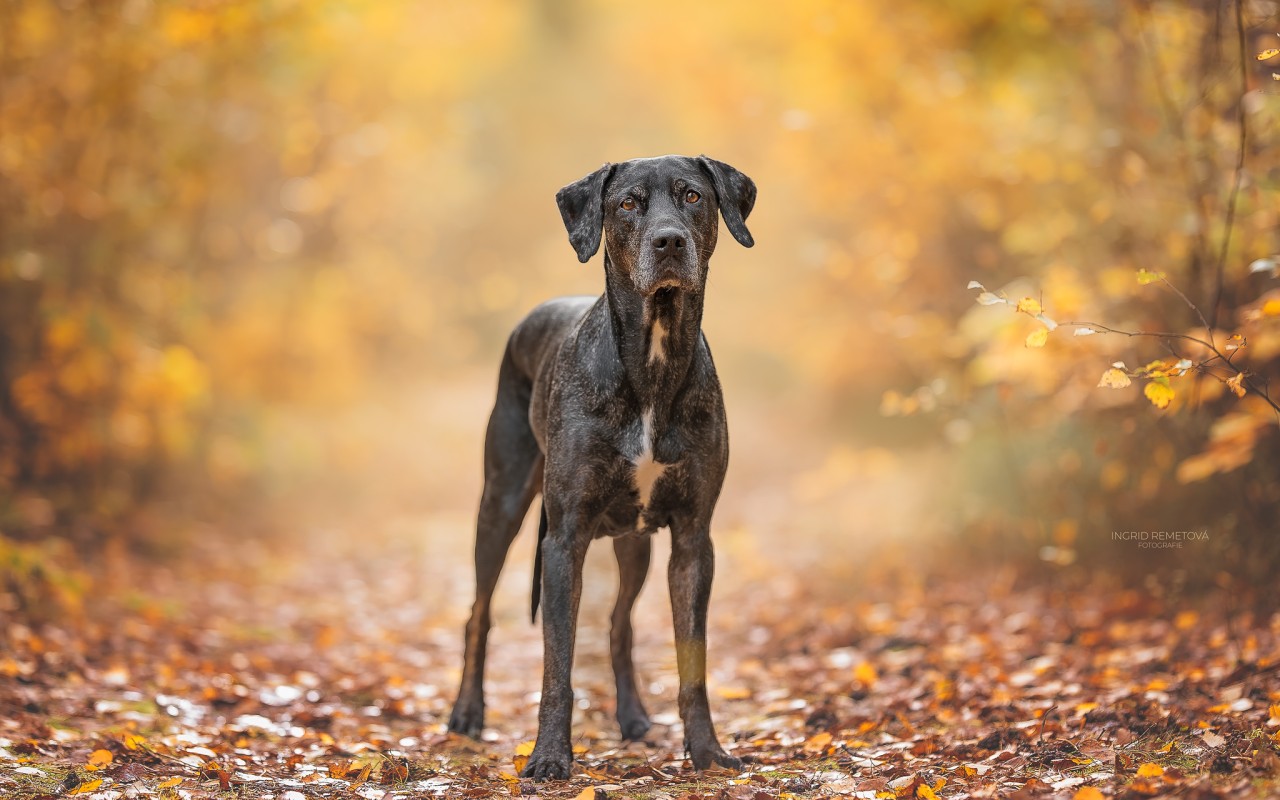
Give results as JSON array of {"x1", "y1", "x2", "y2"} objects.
[{"x1": 447, "y1": 154, "x2": 756, "y2": 780}]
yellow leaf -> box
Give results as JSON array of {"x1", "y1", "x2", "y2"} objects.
[
  {"x1": 572, "y1": 743, "x2": 589, "y2": 755},
  {"x1": 69, "y1": 779, "x2": 104, "y2": 795},
  {"x1": 1016, "y1": 297, "x2": 1043, "y2": 315},
  {"x1": 1269, "y1": 703, "x2": 1280, "y2": 721},
  {"x1": 1225, "y1": 373, "x2": 1246, "y2": 398},
  {"x1": 1144, "y1": 381, "x2": 1174, "y2": 410},
  {"x1": 916, "y1": 783, "x2": 939, "y2": 800},
  {"x1": 1073, "y1": 788, "x2": 1106, "y2": 800},
  {"x1": 1262, "y1": 299, "x2": 1280, "y2": 317},
  {"x1": 855, "y1": 661, "x2": 878, "y2": 686},
  {"x1": 1025, "y1": 328, "x2": 1049, "y2": 348},
  {"x1": 1136, "y1": 762, "x2": 1164, "y2": 777},
  {"x1": 498, "y1": 771, "x2": 519, "y2": 783},
  {"x1": 123, "y1": 734, "x2": 145, "y2": 751},
  {"x1": 576, "y1": 788, "x2": 600, "y2": 800},
  {"x1": 1097, "y1": 368, "x2": 1131, "y2": 389},
  {"x1": 515, "y1": 741, "x2": 536, "y2": 756},
  {"x1": 1258, "y1": 48, "x2": 1280, "y2": 60},
  {"x1": 1075, "y1": 702, "x2": 1098, "y2": 714},
  {"x1": 157, "y1": 777, "x2": 183, "y2": 788},
  {"x1": 1136, "y1": 268, "x2": 1165, "y2": 285},
  {"x1": 87, "y1": 749, "x2": 113, "y2": 769},
  {"x1": 718, "y1": 686, "x2": 753, "y2": 700}
]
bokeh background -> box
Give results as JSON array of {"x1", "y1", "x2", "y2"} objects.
[{"x1": 3, "y1": 0, "x2": 1280, "y2": 622}]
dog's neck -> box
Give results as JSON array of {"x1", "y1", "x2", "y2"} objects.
[{"x1": 602, "y1": 252, "x2": 706, "y2": 414}]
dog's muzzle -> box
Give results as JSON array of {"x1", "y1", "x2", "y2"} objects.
[{"x1": 641, "y1": 227, "x2": 697, "y2": 295}]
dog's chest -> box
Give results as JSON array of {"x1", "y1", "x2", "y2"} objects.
[{"x1": 603, "y1": 406, "x2": 677, "y2": 535}]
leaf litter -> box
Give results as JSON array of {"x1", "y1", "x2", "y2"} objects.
[{"x1": 2, "y1": 531, "x2": 1279, "y2": 800}]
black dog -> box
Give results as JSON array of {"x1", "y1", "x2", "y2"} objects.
[{"x1": 447, "y1": 155, "x2": 756, "y2": 780}]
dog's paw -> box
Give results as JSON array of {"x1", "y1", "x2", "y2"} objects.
[
  {"x1": 446, "y1": 701, "x2": 485, "y2": 739},
  {"x1": 519, "y1": 748, "x2": 573, "y2": 780},
  {"x1": 618, "y1": 709, "x2": 652, "y2": 741},
  {"x1": 690, "y1": 747, "x2": 743, "y2": 772}
]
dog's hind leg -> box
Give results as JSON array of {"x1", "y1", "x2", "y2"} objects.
[
  {"x1": 448, "y1": 350, "x2": 542, "y2": 739},
  {"x1": 611, "y1": 535, "x2": 653, "y2": 740}
]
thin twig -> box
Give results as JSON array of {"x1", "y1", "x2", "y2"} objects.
[
  {"x1": 1209, "y1": 0, "x2": 1249, "y2": 329},
  {"x1": 1159, "y1": 275, "x2": 1214, "y2": 348}
]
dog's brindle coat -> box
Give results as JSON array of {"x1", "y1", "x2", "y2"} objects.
[{"x1": 447, "y1": 155, "x2": 755, "y2": 780}]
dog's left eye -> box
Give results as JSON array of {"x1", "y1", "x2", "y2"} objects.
[{"x1": 685, "y1": 190, "x2": 701, "y2": 204}]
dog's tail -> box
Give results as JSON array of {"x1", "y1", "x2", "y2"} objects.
[{"x1": 530, "y1": 500, "x2": 548, "y2": 623}]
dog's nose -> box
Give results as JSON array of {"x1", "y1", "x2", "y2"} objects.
[{"x1": 651, "y1": 229, "x2": 686, "y2": 257}]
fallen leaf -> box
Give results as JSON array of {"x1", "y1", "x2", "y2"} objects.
[
  {"x1": 69, "y1": 779, "x2": 104, "y2": 795},
  {"x1": 854, "y1": 661, "x2": 878, "y2": 686},
  {"x1": 1072, "y1": 787, "x2": 1105, "y2": 800},
  {"x1": 1136, "y1": 762, "x2": 1164, "y2": 777},
  {"x1": 87, "y1": 749, "x2": 113, "y2": 769}
]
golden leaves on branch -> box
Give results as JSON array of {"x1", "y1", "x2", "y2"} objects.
[{"x1": 1143, "y1": 380, "x2": 1174, "y2": 410}]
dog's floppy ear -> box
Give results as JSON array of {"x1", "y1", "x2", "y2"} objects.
[
  {"x1": 555, "y1": 162, "x2": 614, "y2": 263},
  {"x1": 698, "y1": 156, "x2": 756, "y2": 248}
]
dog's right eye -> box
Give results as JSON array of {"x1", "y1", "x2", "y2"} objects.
[{"x1": 620, "y1": 197, "x2": 636, "y2": 211}]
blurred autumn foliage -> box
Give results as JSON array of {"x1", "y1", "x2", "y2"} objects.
[{"x1": 1, "y1": 0, "x2": 1279, "y2": 601}]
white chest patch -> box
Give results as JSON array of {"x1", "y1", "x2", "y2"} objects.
[
  {"x1": 648, "y1": 318, "x2": 668, "y2": 364},
  {"x1": 632, "y1": 407, "x2": 667, "y2": 526}
]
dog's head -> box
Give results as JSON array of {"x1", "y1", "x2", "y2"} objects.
[{"x1": 555, "y1": 155, "x2": 755, "y2": 296}]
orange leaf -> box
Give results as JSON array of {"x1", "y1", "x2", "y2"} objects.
[
  {"x1": 1136, "y1": 762, "x2": 1164, "y2": 777},
  {"x1": 1073, "y1": 787, "x2": 1105, "y2": 800},
  {"x1": 69, "y1": 779, "x2": 104, "y2": 795},
  {"x1": 157, "y1": 777, "x2": 183, "y2": 788},
  {"x1": 854, "y1": 661, "x2": 879, "y2": 686},
  {"x1": 718, "y1": 686, "x2": 752, "y2": 700},
  {"x1": 87, "y1": 749, "x2": 113, "y2": 769}
]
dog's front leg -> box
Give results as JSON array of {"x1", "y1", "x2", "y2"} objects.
[
  {"x1": 668, "y1": 523, "x2": 741, "y2": 771},
  {"x1": 521, "y1": 518, "x2": 588, "y2": 780}
]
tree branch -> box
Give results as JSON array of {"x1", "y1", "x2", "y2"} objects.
[
  {"x1": 1209, "y1": 0, "x2": 1249, "y2": 330},
  {"x1": 1064, "y1": 321, "x2": 1280, "y2": 418}
]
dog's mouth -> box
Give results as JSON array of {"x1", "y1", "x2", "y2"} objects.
[
  {"x1": 651, "y1": 285, "x2": 681, "y2": 306},
  {"x1": 649, "y1": 279, "x2": 681, "y2": 300}
]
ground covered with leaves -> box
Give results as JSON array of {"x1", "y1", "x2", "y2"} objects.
[{"x1": 2, "y1": 528, "x2": 1279, "y2": 800}]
